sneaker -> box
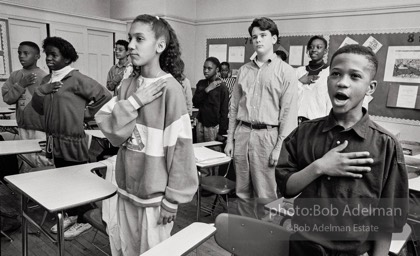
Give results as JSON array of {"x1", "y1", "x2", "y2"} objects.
[
  {"x1": 50, "y1": 215, "x2": 77, "y2": 234},
  {"x1": 64, "y1": 223, "x2": 92, "y2": 240}
]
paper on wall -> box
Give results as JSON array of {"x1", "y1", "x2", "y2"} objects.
[
  {"x1": 339, "y1": 36, "x2": 359, "y2": 49},
  {"x1": 289, "y1": 45, "x2": 303, "y2": 66},
  {"x1": 0, "y1": 56, "x2": 5, "y2": 75},
  {"x1": 396, "y1": 85, "x2": 418, "y2": 109},
  {"x1": 228, "y1": 46, "x2": 245, "y2": 63},
  {"x1": 209, "y1": 44, "x2": 227, "y2": 62},
  {"x1": 384, "y1": 46, "x2": 420, "y2": 83},
  {"x1": 362, "y1": 36, "x2": 383, "y2": 54}
]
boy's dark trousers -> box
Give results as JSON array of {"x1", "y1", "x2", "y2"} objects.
[{"x1": 289, "y1": 233, "x2": 369, "y2": 256}]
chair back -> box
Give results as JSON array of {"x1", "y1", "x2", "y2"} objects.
[{"x1": 214, "y1": 213, "x2": 291, "y2": 256}]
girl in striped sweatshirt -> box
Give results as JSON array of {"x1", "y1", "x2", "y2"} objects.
[{"x1": 95, "y1": 14, "x2": 198, "y2": 255}]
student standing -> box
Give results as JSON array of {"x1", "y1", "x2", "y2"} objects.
[
  {"x1": 32, "y1": 36, "x2": 112, "y2": 239},
  {"x1": 276, "y1": 45, "x2": 408, "y2": 255},
  {"x1": 225, "y1": 17, "x2": 298, "y2": 199},
  {"x1": 296, "y1": 36, "x2": 331, "y2": 123},
  {"x1": 1, "y1": 41, "x2": 52, "y2": 171},
  {"x1": 107, "y1": 39, "x2": 130, "y2": 95},
  {"x1": 219, "y1": 61, "x2": 236, "y2": 106},
  {"x1": 95, "y1": 14, "x2": 198, "y2": 255},
  {"x1": 193, "y1": 57, "x2": 229, "y2": 143}
]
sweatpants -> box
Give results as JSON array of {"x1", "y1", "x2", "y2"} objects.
[{"x1": 118, "y1": 196, "x2": 173, "y2": 256}]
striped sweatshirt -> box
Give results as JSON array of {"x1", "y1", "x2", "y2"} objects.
[{"x1": 95, "y1": 73, "x2": 198, "y2": 213}]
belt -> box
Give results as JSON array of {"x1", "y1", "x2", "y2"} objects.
[{"x1": 241, "y1": 121, "x2": 278, "y2": 129}]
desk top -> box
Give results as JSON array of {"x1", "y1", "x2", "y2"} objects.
[
  {"x1": 0, "y1": 107, "x2": 15, "y2": 115},
  {"x1": 0, "y1": 119, "x2": 17, "y2": 127},
  {"x1": 5, "y1": 162, "x2": 117, "y2": 212},
  {"x1": 193, "y1": 141, "x2": 222, "y2": 148},
  {"x1": 85, "y1": 129, "x2": 106, "y2": 139},
  {"x1": 141, "y1": 222, "x2": 216, "y2": 256},
  {"x1": 0, "y1": 139, "x2": 42, "y2": 156}
]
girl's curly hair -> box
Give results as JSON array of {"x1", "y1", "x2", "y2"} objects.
[
  {"x1": 42, "y1": 36, "x2": 79, "y2": 63},
  {"x1": 133, "y1": 14, "x2": 184, "y2": 84}
]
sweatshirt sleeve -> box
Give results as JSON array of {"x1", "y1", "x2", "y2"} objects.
[
  {"x1": 161, "y1": 81, "x2": 199, "y2": 213},
  {"x1": 73, "y1": 74, "x2": 112, "y2": 121},
  {"x1": 95, "y1": 78, "x2": 145, "y2": 146},
  {"x1": 1, "y1": 71, "x2": 25, "y2": 105}
]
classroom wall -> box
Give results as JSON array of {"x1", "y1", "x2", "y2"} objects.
[
  {"x1": 7, "y1": 0, "x2": 111, "y2": 18},
  {"x1": 110, "y1": 0, "x2": 196, "y2": 86},
  {"x1": 0, "y1": 0, "x2": 127, "y2": 107}
]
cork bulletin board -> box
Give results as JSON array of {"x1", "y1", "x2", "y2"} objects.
[{"x1": 207, "y1": 30, "x2": 420, "y2": 123}]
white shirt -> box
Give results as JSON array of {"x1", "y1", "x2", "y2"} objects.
[{"x1": 295, "y1": 66, "x2": 332, "y2": 120}]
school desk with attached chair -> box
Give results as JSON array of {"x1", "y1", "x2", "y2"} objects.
[
  {"x1": 194, "y1": 144, "x2": 234, "y2": 221},
  {"x1": 0, "y1": 107, "x2": 15, "y2": 119},
  {"x1": 4, "y1": 162, "x2": 117, "y2": 256},
  {"x1": 0, "y1": 119, "x2": 18, "y2": 135},
  {"x1": 141, "y1": 212, "x2": 291, "y2": 256}
]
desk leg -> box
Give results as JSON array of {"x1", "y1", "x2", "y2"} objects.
[
  {"x1": 21, "y1": 194, "x2": 28, "y2": 256},
  {"x1": 56, "y1": 211, "x2": 64, "y2": 256}
]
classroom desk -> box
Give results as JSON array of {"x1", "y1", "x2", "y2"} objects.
[
  {"x1": 0, "y1": 139, "x2": 43, "y2": 168},
  {"x1": 85, "y1": 129, "x2": 106, "y2": 139},
  {"x1": 0, "y1": 119, "x2": 18, "y2": 134},
  {"x1": 4, "y1": 162, "x2": 117, "y2": 256},
  {"x1": 0, "y1": 107, "x2": 15, "y2": 119},
  {"x1": 141, "y1": 222, "x2": 216, "y2": 256}
]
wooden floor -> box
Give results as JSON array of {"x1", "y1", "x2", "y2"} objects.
[{"x1": 0, "y1": 182, "x2": 233, "y2": 256}]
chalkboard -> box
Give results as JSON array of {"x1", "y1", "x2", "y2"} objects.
[{"x1": 328, "y1": 32, "x2": 420, "y2": 121}]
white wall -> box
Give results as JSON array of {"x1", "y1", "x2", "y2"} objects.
[
  {"x1": 110, "y1": 0, "x2": 196, "y2": 85},
  {"x1": 0, "y1": 0, "x2": 127, "y2": 107},
  {"x1": 8, "y1": 0, "x2": 111, "y2": 18}
]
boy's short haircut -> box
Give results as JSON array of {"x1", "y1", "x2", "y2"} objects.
[
  {"x1": 19, "y1": 41, "x2": 40, "y2": 54},
  {"x1": 330, "y1": 44, "x2": 378, "y2": 79},
  {"x1": 42, "y1": 36, "x2": 79, "y2": 63},
  {"x1": 307, "y1": 35, "x2": 328, "y2": 49},
  {"x1": 220, "y1": 62, "x2": 230, "y2": 70},
  {"x1": 248, "y1": 17, "x2": 279, "y2": 38},
  {"x1": 205, "y1": 57, "x2": 220, "y2": 69},
  {"x1": 115, "y1": 39, "x2": 129, "y2": 51}
]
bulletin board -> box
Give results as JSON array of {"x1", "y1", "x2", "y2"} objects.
[
  {"x1": 0, "y1": 18, "x2": 11, "y2": 81},
  {"x1": 207, "y1": 31, "x2": 420, "y2": 123},
  {"x1": 206, "y1": 34, "x2": 329, "y2": 72},
  {"x1": 328, "y1": 32, "x2": 420, "y2": 121}
]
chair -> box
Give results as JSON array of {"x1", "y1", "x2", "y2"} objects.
[
  {"x1": 83, "y1": 166, "x2": 110, "y2": 256},
  {"x1": 196, "y1": 158, "x2": 235, "y2": 221},
  {"x1": 214, "y1": 213, "x2": 291, "y2": 256},
  {"x1": 389, "y1": 223, "x2": 416, "y2": 256}
]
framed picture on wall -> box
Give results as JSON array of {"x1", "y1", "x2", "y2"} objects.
[{"x1": 0, "y1": 18, "x2": 11, "y2": 81}]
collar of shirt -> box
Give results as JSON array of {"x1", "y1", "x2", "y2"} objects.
[
  {"x1": 251, "y1": 52, "x2": 277, "y2": 67},
  {"x1": 321, "y1": 107, "x2": 370, "y2": 139},
  {"x1": 116, "y1": 59, "x2": 130, "y2": 68}
]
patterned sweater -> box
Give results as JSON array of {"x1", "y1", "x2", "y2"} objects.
[
  {"x1": 1, "y1": 67, "x2": 47, "y2": 131},
  {"x1": 32, "y1": 70, "x2": 112, "y2": 162},
  {"x1": 95, "y1": 74, "x2": 198, "y2": 213}
]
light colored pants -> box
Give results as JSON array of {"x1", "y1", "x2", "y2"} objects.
[
  {"x1": 196, "y1": 122, "x2": 220, "y2": 175},
  {"x1": 196, "y1": 122, "x2": 219, "y2": 143},
  {"x1": 18, "y1": 128, "x2": 53, "y2": 172},
  {"x1": 233, "y1": 124, "x2": 278, "y2": 199},
  {"x1": 117, "y1": 196, "x2": 173, "y2": 256}
]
